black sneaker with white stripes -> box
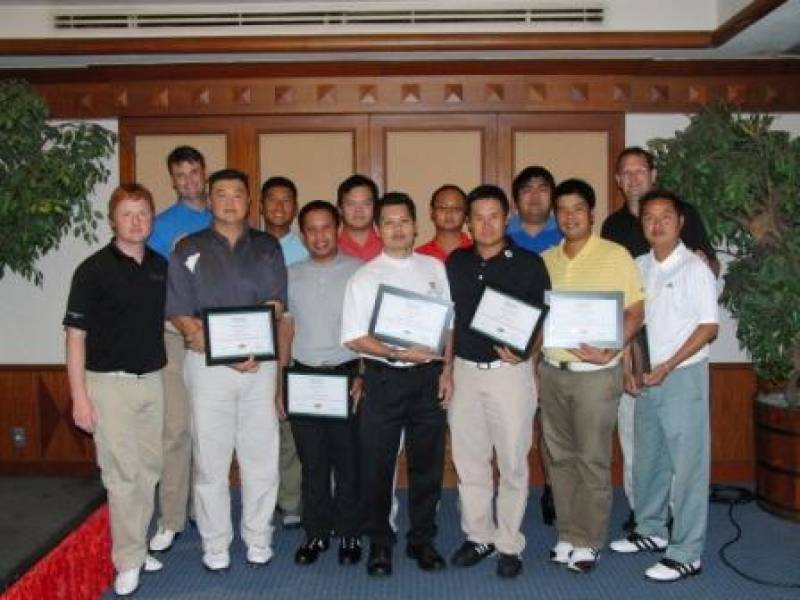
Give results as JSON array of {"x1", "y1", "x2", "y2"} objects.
[
  {"x1": 609, "y1": 532, "x2": 668, "y2": 554},
  {"x1": 450, "y1": 541, "x2": 496, "y2": 567}
]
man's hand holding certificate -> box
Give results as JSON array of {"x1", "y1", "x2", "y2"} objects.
[
  {"x1": 368, "y1": 284, "x2": 453, "y2": 357},
  {"x1": 543, "y1": 291, "x2": 624, "y2": 363}
]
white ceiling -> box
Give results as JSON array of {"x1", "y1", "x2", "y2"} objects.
[{"x1": 0, "y1": 0, "x2": 797, "y2": 68}]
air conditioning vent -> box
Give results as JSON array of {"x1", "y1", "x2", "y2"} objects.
[{"x1": 53, "y1": 5, "x2": 604, "y2": 31}]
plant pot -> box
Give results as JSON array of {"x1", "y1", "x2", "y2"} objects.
[{"x1": 754, "y1": 389, "x2": 800, "y2": 522}]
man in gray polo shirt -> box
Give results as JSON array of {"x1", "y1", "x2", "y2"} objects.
[
  {"x1": 280, "y1": 200, "x2": 364, "y2": 567},
  {"x1": 166, "y1": 169, "x2": 287, "y2": 571}
]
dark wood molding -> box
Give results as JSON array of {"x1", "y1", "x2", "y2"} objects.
[
  {"x1": 24, "y1": 71, "x2": 800, "y2": 120},
  {"x1": 6, "y1": 60, "x2": 800, "y2": 85},
  {"x1": 0, "y1": 31, "x2": 714, "y2": 57},
  {"x1": 712, "y1": 0, "x2": 788, "y2": 46},
  {"x1": 0, "y1": 363, "x2": 759, "y2": 482}
]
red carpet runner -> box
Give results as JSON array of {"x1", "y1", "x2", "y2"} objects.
[{"x1": 1, "y1": 504, "x2": 112, "y2": 600}]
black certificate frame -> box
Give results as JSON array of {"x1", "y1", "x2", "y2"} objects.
[
  {"x1": 368, "y1": 284, "x2": 453, "y2": 357},
  {"x1": 202, "y1": 304, "x2": 277, "y2": 366},
  {"x1": 468, "y1": 286, "x2": 549, "y2": 356},
  {"x1": 544, "y1": 290, "x2": 625, "y2": 349},
  {"x1": 284, "y1": 368, "x2": 352, "y2": 420}
]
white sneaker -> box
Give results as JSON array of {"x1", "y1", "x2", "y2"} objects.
[
  {"x1": 567, "y1": 547, "x2": 599, "y2": 573},
  {"x1": 202, "y1": 549, "x2": 231, "y2": 571},
  {"x1": 149, "y1": 528, "x2": 176, "y2": 552},
  {"x1": 246, "y1": 545, "x2": 274, "y2": 566},
  {"x1": 645, "y1": 558, "x2": 701, "y2": 582},
  {"x1": 114, "y1": 567, "x2": 140, "y2": 596},
  {"x1": 549, "y1": 541, "x2": 574, "y2": 565},
  {"x1": 143, "y1": 554, "x2": 163, "y2": 572},
  {"x1": 609, "y1": 533, "x2": 668, "y2": 554}
]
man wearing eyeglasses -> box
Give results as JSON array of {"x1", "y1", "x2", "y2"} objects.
[{"x1": 416, "y1": 184, "x2": 472, "y2": 261}]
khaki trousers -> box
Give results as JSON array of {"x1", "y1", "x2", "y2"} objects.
[
  {"x1": 540, "y1": 362, "x2": 623, "y2": 550},
  {"x1": 88, "y1": 370, "x2": 163, "y2": 572},
  {"x1": 158, "y1": 330, "x2": 192, "y2": 532},
  {"x1": 184, "y1": 351, "x2": 279, "y2": 553},
  {"x1": 277, "y1": 420, "x2": 302, "y2": 514},
  {"x1": 449, "y1": 358, "x2": 536, "y2": 555}
]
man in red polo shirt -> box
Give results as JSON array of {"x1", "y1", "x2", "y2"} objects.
[
  {"x1": 337, "y1": 174, "x2": 383, "y2": 261},
  {"x1": 416, "y1": 184, "x2": 472, "y2": 262}
]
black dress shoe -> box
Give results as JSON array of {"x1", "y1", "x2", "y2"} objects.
[
  {"x1": 367, "y1": 544, "x2": 392, "y2": 576},
  {"x1": 406, "y1": 543, "x2": 446, "y2": 571},
  {"x1": 294, "y1": 537, "x2": 329, "y2": 565},
  {"x1": 540, "y1": 485, "x2": 556, "y2": 526},
  {"x1": 622, "y1": 510, "x2": 637, "y2": 533},
  {"x1": 497, "y1": 553, "x2": 523, "y2": 578},
  {"x1": 450, "y1": 541, "x2": 496, "y2": 567},
  {"x1": 339, "y1": 536, "x2": 362, "y2": 565}
]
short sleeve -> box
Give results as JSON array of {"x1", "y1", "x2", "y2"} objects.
[
  {"x1": 165, "y1": 244, "x2": 198, "y2": 319},
  {"x1": 690, "y1": 260, "x2": 719, "y2": 324},
  {"x1": 619, "y1": 250, "x2": 645, "y2": 308},
  {"x1": 63, "y1": 262, "x2": 94, "y2": 331},
  {"x1": 340, "y1": 270, "x2": 373, "y2": 345}
]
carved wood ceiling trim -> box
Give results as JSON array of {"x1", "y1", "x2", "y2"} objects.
[{"x1": 34, "y1": 73, "x2": 800, "y2": 118}]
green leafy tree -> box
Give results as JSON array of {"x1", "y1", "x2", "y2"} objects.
[
  {"x1": 649, "y1": 104, "x2": 800, "y2": 390},
  {"x1": 0, "y1": 79, "x2": 116, "y2": 285}
]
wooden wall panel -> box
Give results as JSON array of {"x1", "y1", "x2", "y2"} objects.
[{"x1": 1, "y1": 364, "x2": 756, "y2": 483}]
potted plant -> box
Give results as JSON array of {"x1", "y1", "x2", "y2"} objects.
[
  {"x1": 0, "y1": 79, "x2": 116, "y2": 285},
  {"x1": 648, "y1": 103, "x2": 800, "y2": 520}
]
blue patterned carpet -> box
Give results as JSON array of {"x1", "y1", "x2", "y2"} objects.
[{"x1": 104, "y1": 487, "x2": 800, "y2": 599}]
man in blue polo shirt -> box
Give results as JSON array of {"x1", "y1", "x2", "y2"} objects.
[
  {"x1": 506, "y1": 166, "x2": 563, "y2": 254},
  {"x1": 147, "y1": 146, "x2": 212, "y2": 554},
  {"x1": 505, "y1": 165, "x2": 562, "y2": 525}
]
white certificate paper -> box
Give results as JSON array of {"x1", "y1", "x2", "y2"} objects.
[
  {"x1": 205, "y1": 306, "x2": 276, "y2": 365},
  {"x1": 543, "y1": 291, "x2": 623, "y2": 349},
  {"x1": 369, "y1": 285, "x2": 453, "y2": 356},
  {"x1": 286, "y1": 372, "x2": 349, "y2": 419},
  {"x1": 470, "y1": 287, "x2": 544, "y2": 354}
]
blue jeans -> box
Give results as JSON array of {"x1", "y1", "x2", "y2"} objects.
[{"x1": 634, "y1": 360, "x2": 710, "y2": 564}]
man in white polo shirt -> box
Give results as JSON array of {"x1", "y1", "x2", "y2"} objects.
[
  {"x1": 341, "y1": 192, "x2": 452, "y2": 577},
  {"x1": 610, "y1": 190, "x2": 718, "y2": 582}
]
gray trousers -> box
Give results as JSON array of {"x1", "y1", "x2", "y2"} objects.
[{"x1": 634, "y1": 360, "x2": 709, "y2": 564}]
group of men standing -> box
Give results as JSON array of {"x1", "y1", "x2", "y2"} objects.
[{"x1": 65, "y1": 143, "x2": 719, "y2": 596}]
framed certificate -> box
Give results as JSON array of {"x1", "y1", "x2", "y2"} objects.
[
  {"x1": 284, "y1": 369, "x2": 351, "y2": 420},
  {"x1": 469, "y1": 286, "x2": 547, "y2": 356},
  {"x1": 368, "y1": 284, "x2": 453, "y2": 357},
  {"x1": 203, "y1": 305, "x2": 277, "y2": 366},
  {"x1": 543, "y1": 291, "x2": 624, "y2": 349}
]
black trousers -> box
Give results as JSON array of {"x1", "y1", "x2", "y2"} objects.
[
  {"x1": 360, "y1": 360, "x2": 447, "y2": 547},
  {"x1": 290, "y1": 361, "x2": 361, "y2": 539}
]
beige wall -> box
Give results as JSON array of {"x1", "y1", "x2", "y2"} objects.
[
  {"x1": 134, "y1": 134, "x2": 227, "y2": 212},
  {"x1": 385, "y1": 130, "x2": 481, "y2": 243},
  {"x1": 514, "y1": 131, "x2": 609, "y2": 229}
]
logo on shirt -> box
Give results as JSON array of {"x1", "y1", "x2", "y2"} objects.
[{"x1": 185, "y1": 253, "x2": 200, "y2": 273}]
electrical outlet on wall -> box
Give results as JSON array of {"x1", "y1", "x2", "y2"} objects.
[{"x1": 12, "y1": 427, "x2": 27, "y2": 449}]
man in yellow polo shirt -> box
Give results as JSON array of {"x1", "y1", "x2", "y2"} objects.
[{"x1": 540, "y1": 178, "x2": 644, "y2": 574}]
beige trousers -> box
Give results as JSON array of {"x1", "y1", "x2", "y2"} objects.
[
  {"x1": 448, "y1": 358, "x2": 536, "y2": 555},
  {"x1": 88, "y1": 370, "x2": 164, "y2": 572},
  {"x1": 158, "y1": 330, "x2": 192, "y2": 532},
  {"x1": 277, "y1": 420, "x2": 302, "y2": 514},
  {"x1": 184, "y1": 351, "x2": 279, "y2": 553},
  {"x1": 539, "y1": 362, "x2": 623, "y2": 549}
]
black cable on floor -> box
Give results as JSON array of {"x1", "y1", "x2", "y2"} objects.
[{"x1": 710, "y1": 483, "x2": 800, "y2": 589}]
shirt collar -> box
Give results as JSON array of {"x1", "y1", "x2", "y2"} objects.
[{"x1": 652, "y1": 240, "x2": 687, "y2": 269}]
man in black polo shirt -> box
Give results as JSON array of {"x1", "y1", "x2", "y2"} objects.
[
  {"x1": 602, "y1": 146, "x2": 719, "y2": 533},
  {"x1": 65, "y1": 184, "x2": 167, "y2": 597},
  {"x1": 446, "y1": 185, "x2": 551, "y2": 579}
]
